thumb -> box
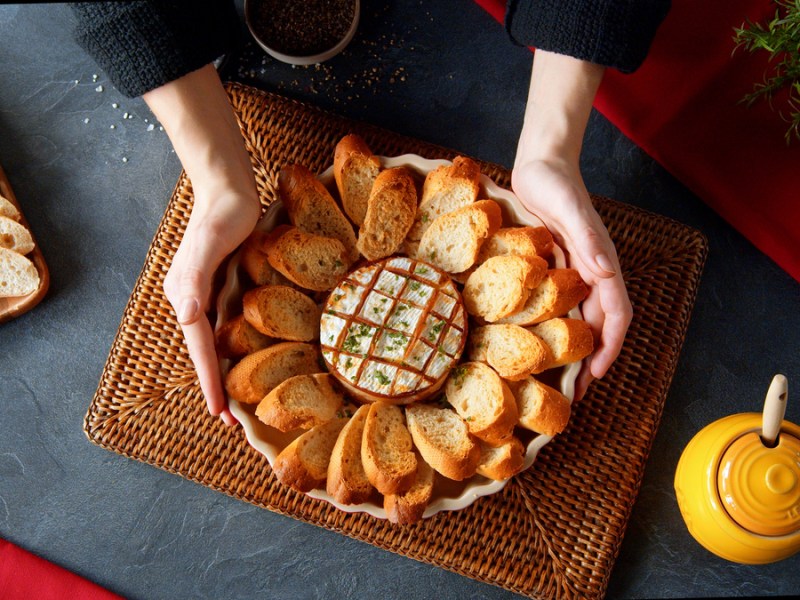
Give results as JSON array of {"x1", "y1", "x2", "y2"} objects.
[
  {"x1": 168, "y1": 262, "x2": 210, "y2": 326},
  {"x1": 570, "y1": 224, "x2": 618, "y2": 280}
]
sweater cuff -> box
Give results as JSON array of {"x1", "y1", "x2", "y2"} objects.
[
  {"x1": 71, "y1": 1, "x2": 241, "y2": 98},
  {"x1": 505, "y1": 0, "x2": 670, "y2": 74}
]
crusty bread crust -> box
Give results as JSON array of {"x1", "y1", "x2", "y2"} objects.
[
  {"x1": 468, "y1": 324, "x2": 554, "y2": 380},
  {"x1": 383, "y1": 456, "x2": 434, "y2": 525},
  {"x1": 408, "y1": 155, "x2": 481, "y2": 241},
  {"x1": 243, "y1": 284, "x2": 321, "y2": 342},
  {"x1": 0, "y1": 195, "x2": 20, "y2": 221},
  {"x1": 417, "y1": 199, "x2": 502, "y2": 274},
  {"x1": 445, "y1": 361, "x2": 518, "y2": 446},
  {"x1": 278, "y1": 163, "x2": 359, "y2": 263},
  {"x1": 0, "y1": 247, "x2": 39, "y2": 298},
  {"x1": 513, "y1": 376, "x2": 572, "y2": 436},
  {"x1": 265, "y1": 225, "x2": 350, "y2": 292},
  {"x1": 334, "y1": 133, "x2": 381, "y2": 226},
  {"x1": 476, "y1": 436, "x2": 526, "y2": 480},
  {"x1": 215, "y1": 314, "x2": 273, "y2": 359},
  {"x1": 272, "y1": 417, "x2": 348, "y2": 492},
  {"x1": 326, "y1": 404, "x2": 374, "y2": 504},
  {"x1": 0, "y1": 216, "x2": 34, "y2": 255},
  {"x1": 528, "y1": 318, "x2": 594, "y2": 368},
  {"x1": 224, "y1": 342, "x2": 322, "y2": 404},
  {"x1": 497, "y1": 268, "x2": 588, "y2": 326},
  {"x1": 240, "y1": 230, "x2": 296, "y2": 288},
  {"x1": 476, "y1": 226, "x2": 554, "y2": 263},
  {"x1": 357, "y1": 167, "x2": 417, "y2": 261},
  {"x1": 256, "y1": 373, "x2": 344, "y2": 432},
  {"x1": 361, "y1": 402, "x2": 417, "y2": 495},
  {"x1": 405, "y1": 404, "x2": 480, "y2": 481},
  {"x1": 463, "y1": 254, "x2": 548, "y2": 322}
]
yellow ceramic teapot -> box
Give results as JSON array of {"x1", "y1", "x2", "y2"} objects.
[{"x1": 675, "y1": 375, "x2": 800, "y2": 564}]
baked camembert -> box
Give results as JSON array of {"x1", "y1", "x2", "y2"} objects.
[{"x1": 321, "y1": 256, "x2": 467, "y2": 404}]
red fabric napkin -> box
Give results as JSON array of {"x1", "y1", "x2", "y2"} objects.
[
  {"x1": 476, "y1": 0, "x2": 800, "y2": 283},
  {"x1": 0, "y1": 538, "x2": 124, "y2": 600}
]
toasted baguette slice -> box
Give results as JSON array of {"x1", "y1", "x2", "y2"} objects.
[
  {"x1": 528, "y1": 318, "x2": 594, "y2": 368},
  {"x1": 476, "y1": 437, "x2": 526, "y2": 480},
  {"x1": 215, "y1": 314, "x2": 273, "y2": 358},
  {"x1": 514, "y1": 376, "x2": 572, "y2": 436},
  {"x1": 272, "y1": 418, "x2": 348, "y2": 492},
  {"x1": 468, "y1": 324, "x2": 554, "y2": 380},
  {"x1": 445, "y1": 361, "x2": 518, "y2": 445},
  {"x1": 356, "y1": 167, "x2": 417, "y2": 261},
  {"x1": 334, "y1": 133, "x2": 381, "y2": 226},
  {"x1": 240, "y1": 230, "x2": 295, "y2": 287},
  {"x1": 278, "y1": 163, "x2": 359, "y2": 263},
  {"x1": 497, "y1": 269, "x2": 588, "y2": 326},
  {"x1": 224, "y1": 342, "x2": 322, "y2": 404},
  {"x1": 405, "y1": 404, "x2": 479, "y2": 481},
  {"x1": 327, "y1": 404, "x2": 374, "y2": 504},
  {"x1": 361, "y1": 402, "x2": 417, "y2": 495},
  {"x1": 265, "y1": 225, "x2": 350, "y2": 292},
  {"x1": 0, "y1": 216, "x2": 34, "y2": 255},
  {"x1": 476, "y1": 226, "x2": 554, "y2": 263},
  {"x1": 243, "y1": 284, "x2": 321, "y2": 342},
  {"x1": 417, "y1": 199, "x2": 502, "y2": 274},
  {"x1": 0, "y1": 196, "x2": 20, "y2": 221},
  {"x1": 256, "y1": 373, "x2": 344, "y2": 432},
  {"x1": 408, "y1": 156, "x2": 481, "y2": 241},
  {"x1": 384, "y1": 457, "x2": 434, "y2": 525},
  {"x1": 463, "y1": 254, "x2": 548, "y2": 322},
  {"x1": 0, "y1": 247, "x2": 39, "y2": 298}
]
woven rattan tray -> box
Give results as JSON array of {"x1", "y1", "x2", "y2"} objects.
[{"x1": 85, "y1": 83, "x2": 708, "y2": 600}]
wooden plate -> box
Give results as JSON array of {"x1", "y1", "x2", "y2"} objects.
[{"x1": 0, "y1": 164, "x2": 49, "y2": 323}]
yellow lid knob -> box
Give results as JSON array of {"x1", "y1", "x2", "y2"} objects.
[{"x1": 717, "y1": 431, "x2": 800, "y2": 536}]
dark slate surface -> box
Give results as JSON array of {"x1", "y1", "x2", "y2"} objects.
[{"x1": 1, "y1": 2, "x2": 798, "y2": 599}]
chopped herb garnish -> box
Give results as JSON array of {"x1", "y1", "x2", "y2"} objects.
[
  {"x1": 409, "y1": 281, "x2": 421, "y2": 292},
  {"x1": 343, "y1": 357, "x2": 353, "y2": 370},
  {"x1": 415, "y1": 266, "x2": 429, "y2": 275},
  {"x1": 421, "y1": 212, "x2": 429, "y2": 223},
  {"x1": 373, "y1": 306, "x2": 381, "y2": 314},
  {"x1": 379, "y1": 297, "x2": 388, "y2": 303},
  {"x1": 400, "y1": 321, "x2": 410, "y2": 328},
  {"x1": 334, "y1": 259, "x2": 343, "y2": 268},
  {"x1": 395, "y1": 303, "x2": 408, "y2": 312},
  {"x1": 451, "y1": 365, "x2": 467, "y2": 387},
  {"x1": 333, "y1": 293, "x2": 344, "y2": 303},
  {"x1": 342, "y1": 335, "x2": 359, "y2": 353},
  {"x1": 374, "y1": 371, "x2": 391, "y2": 385}
]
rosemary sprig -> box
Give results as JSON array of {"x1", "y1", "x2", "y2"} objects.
[{"x1": 733, "y1": 0, "x2": 800, "y2": 143}]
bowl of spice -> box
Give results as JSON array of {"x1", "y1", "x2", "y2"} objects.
[{"x1": 245, "y1": 0, "x2": 360, "y2": 66}]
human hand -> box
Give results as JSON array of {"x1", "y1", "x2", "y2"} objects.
[{"x1": 511, "y1": 158, "x2": 632, "y2": 400}]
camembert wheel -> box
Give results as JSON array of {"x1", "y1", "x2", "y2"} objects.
[{"x1": 320, "y1": 256, "x2": 467, "y2": 404}]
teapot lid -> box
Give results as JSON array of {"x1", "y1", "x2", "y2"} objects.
[{"x1": 718, "y1": 430, "x2": 800, "y2": 537}]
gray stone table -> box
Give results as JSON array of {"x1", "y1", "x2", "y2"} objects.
[{"x1": 1, "y1": 2, "x2": 798, "y2": 599}]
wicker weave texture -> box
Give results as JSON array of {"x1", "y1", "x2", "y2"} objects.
[{"x1": 85, "y1": 84, "x2": 708, "y2": 600}]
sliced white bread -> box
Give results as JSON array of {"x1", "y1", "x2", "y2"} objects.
[
  {"x1": 265, "y1": 225, "x2": 350, "y2": 292},
  {"x1": 476, "y1": 225, "x2": 554, "y2": 263},
  {"x1": 444, "y1": 361, "x2": 518, "y2": 446},
  {"x1": 528, "y1": 318, "x2": 594, "y2": 368},
  {"x1": 333, "y1": 133, "x2": 381, "y2": 226},
  {"x1": 215, "y1": 314, "x2": 273, "y2": 359},
  {"x1": 476, "y1": 436, "x2": 526, "y2": 480},
  {"x1": 356, "y1": 167, "x2": 417, "y2": 261},
  {"x1": 255, "y1": 373, "x2": 344, "y2": 432},
  {"x1": 0, "y1": 247, "x2": 39, "y2": 298},
  {"x1": 361, "y1": 402, "x2": 418, "y2": 495},
  {"x1": 0, "y1": 195, "x2": 20, "y2": 221},
  {"x1": 224, "y1": 342, "x2": 322, "y2": 404},
  {"x1": 384, "y1": 456, "x2": 435, "y2": 525},
  {"x1": 278, "y1": 163, "x2": 359, "y2": 263},
  {"x1": 326, "y1": 404, "x2": 374, "y2": 504},
  {"x1": 0, "y1": 216, "x2": 34, "y2": 255},
  {"x1": 243, "y1": 284, "x2": 321, "y2": 342},
  {"x1": 417, "y1": 199, "x2": 502, "y2": 274},
  {"x1": 497, "y1": 269, "x2": 588, "y2": 326},
  {"x1": 408, "y1": 155, "x2": 481, "y2": 241},
  {"x1": 468, "y1": 324, "x2": 554, "y2": 380},
  {"x1": 462, "y1": 254, "x2": 547, "y2": 322},
  {"x1": 405, "y1": 403, "x2": 480, "y2": 481},
  {"x1": 272, "y1": 417, "x2": 349, "y2": 492},
  {"x1": 513, "y1": 376, "x2": 572, "y2": 436}
]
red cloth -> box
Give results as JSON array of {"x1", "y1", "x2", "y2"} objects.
[
  {"x1": 476, "y1": 0, "x2": 800, "y2": 283},
  {"x1": 0, "y1": 538, "x2": 124, "y2": 600}
]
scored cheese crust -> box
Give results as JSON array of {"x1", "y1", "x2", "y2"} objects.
[{"x1": 321, "y1": 257, "x2": 467, "y2": 404}]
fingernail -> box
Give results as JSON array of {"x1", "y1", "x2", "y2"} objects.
[
  {"x1": 177, "y1": 298, "x2": 199, "y2": 324},
  {"x1": 595, "y1": 253, "x2": 616, "y2": 275}
]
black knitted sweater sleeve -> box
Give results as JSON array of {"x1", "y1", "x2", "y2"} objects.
[
  {"x1": 70, "y1": 1, "x2": 241, "y2": 98},
  {"x1": 506, "y1": 0, "x2": 671, "y2": 73}
]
